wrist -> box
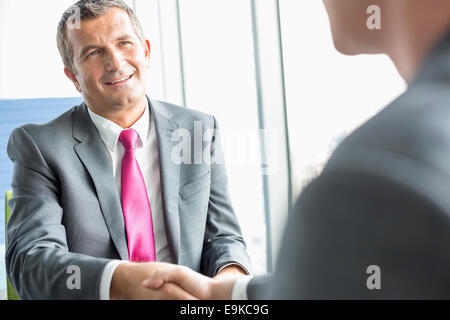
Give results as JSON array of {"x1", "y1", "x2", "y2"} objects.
[
  {"x1": 215, "y1": 265, "x2": 248, "y2": 279},
  {"x1": 211, "y1": 276, "x2": 237, "y2": 300},
  {"x1": 110, "y1": 262, "x2": 134, "y2": 300}
]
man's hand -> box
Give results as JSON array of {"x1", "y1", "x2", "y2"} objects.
[
  {"x1": 110, "y1": 262, "x2": 198, "y2": 300},
  {"x1": 141, "y1": 265, "x2": 238, "y2": 300}
]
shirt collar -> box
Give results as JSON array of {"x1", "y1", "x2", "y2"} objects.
[{"x1": 87, "y1": 99, "x2": 150, "y2": 152}]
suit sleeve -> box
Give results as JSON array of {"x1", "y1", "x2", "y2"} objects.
[
  {"x1": 248, "y1": 165, "x2": 450, "y2": 299},
  {"x1": 6, "y1": 126, "x2": 112, "y2": 300},
  {"x1": 200, "y1": 117, "x2": 252, "y2": 277}
]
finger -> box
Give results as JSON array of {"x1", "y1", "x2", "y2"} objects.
[
  {"x1": 144, "y1": 266, "x2": 186, "y2": 289},
  {"x1": 159, "y1": 283, "x2": 198, "y2": 300},
  {"x1": 142, "y1": 277, "x2": 164, "y2": 289},
  {"x1": 144, "y1": 266, "x2": 212, "y2": 299}
]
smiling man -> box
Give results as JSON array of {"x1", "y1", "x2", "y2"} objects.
[
  {"x1": 63, "y1": 5, "x2": 148, "y2": 129},
  {"x1": 5, "y1": 0, "x2": 250, "y2": 300}
]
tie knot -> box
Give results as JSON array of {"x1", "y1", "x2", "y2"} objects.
[{"x1": 119, "y1": 129, "x2": 139, "y2": 151}]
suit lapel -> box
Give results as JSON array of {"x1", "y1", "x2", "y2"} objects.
[
  {"x1": 150, "y1": 99, "x2": 181, "y2": 264},
  {"x1": 72, "y1": 104, "x2": 129, "y2": 260}
]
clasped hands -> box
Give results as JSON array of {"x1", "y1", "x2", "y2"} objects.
[{"x1": 110, "y1": 261, "x2": 245, "y2": 300}]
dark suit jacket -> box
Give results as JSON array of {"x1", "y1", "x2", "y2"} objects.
[{"x1": 248, "y1": 30, "x2": 450, "y2": 299}]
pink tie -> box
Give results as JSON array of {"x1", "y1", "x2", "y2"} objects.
[{"x1": 119, "y1": 129, "x2": 156, "y2": 262}]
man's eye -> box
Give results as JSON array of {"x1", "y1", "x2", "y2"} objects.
[
  {"x1": 120, "y1": 41, "x2": 131, "y2": 46},
  {"x1": 87, "y1": 50, "x2": 100, "y2": 57}
]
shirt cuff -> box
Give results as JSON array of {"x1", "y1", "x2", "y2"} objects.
[
  {"x1": 232, "y1": 275, "x2": 252, "y2": 300},
  {"x1": 99, "y1": 260, "x2": 126, "y2": 300}
]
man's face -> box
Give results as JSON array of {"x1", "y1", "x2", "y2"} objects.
[
  {"x1": 322, "y1": 0, "x2": 387, "y2": 55},
  {"x1": 65, "y1": 7, "x2": 150, "y2": 111}
]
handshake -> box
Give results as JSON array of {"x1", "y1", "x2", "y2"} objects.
[{"x1": 110, "y1": 262, "x2": 248, "y2": 300}]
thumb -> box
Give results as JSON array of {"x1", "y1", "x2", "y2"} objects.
[{"x1": 142, "y1": 276, "x2": 164, "y2": 289}]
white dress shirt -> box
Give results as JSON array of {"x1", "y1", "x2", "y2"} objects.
[
  {"x1": 87, "y1": 102, "x2": 172, "y2": 299},
  {"x1": 232, "y1": 275, "x2": 252, "y2": 300}
]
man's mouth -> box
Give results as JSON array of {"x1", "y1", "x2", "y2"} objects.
[{"x1": 105, "y1": 73, "x2": 134, "y2": 86}]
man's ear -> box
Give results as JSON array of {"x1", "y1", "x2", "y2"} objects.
[
  {"x1": 144, "y1": 39, "x2": 151, "y2": 69},
  {"x1": 64, "y1": 67, "x2": 81, "y2": 92}
]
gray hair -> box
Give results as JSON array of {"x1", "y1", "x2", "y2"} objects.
[{"x1": 57, "y1": 0, "x2": 145, "y2": 73}]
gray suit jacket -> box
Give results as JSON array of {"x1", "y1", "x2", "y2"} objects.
[
  {"x1": 248, "y1": 30, "x2": 450, "y2": 299},
  {"x1": 6, "y1": 97, "x2": 251, "y2": 300}
]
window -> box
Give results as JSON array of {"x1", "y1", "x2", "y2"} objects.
[
  {"x1": 177, "y1": 0, "x2": 267, "y2": 274},
  {"x1": 278, "y1": 0, "x2": 406, "y2": 196}
]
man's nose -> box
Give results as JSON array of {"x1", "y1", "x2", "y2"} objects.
[{"x1": 104, "y1": 48, "x2": 124, "y2": 72}]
